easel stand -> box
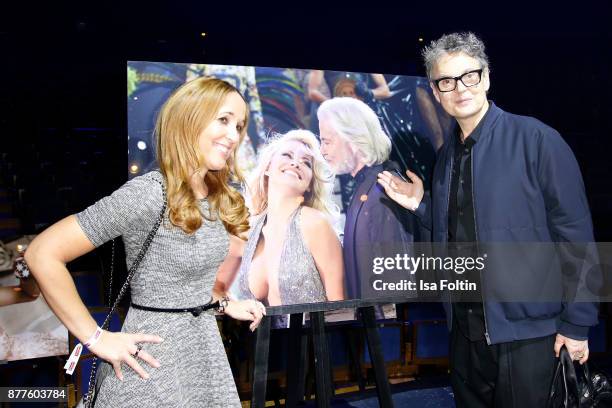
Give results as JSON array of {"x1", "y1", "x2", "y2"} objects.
[{"x1": 250, "y1": 305, "x2": 394, "y2": 408}]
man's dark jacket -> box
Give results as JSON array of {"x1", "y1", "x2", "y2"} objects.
[
  {"x1": 415, "y1": 102, "x2": 598, "y2": 344},
  {"x1": 344, "y1": 161, "x2": 423, "y2": 300}
]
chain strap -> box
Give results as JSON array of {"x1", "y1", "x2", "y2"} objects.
[
  {"x1": 83, "y1": 178, "x2": 167, "y2": 407},
  {"x1": 107, "y1": 240, "x2": 115, "y2": 307}
]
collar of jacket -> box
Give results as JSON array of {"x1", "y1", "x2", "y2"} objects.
[{"x1": 448, "y1": 101, "x2": 504, "y2": 152}]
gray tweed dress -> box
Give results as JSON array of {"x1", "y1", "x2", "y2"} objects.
[{"x1": 76, "y1": 171, "x2": 241, "y2": 407}]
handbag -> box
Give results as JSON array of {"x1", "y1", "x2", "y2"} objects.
[
  {"x1": 80, "y1": 178, "x2": 167, "y2": 408},
  {"x1": 548, "y1": 345, "x2": 612, "y2": 408}
]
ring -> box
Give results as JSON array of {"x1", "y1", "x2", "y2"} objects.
[
  {"x1": 134, "y1": 344, "x2": 143, "y2": 358},
  {"x1": 575, "y1": 352, "x2": 584, "y2": 359}
]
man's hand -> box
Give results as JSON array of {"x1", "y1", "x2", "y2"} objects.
[
  {"x1": 554, "y1": 333, "x2": 589, "y2": 364},
  {"x1": 377, "y1": 169, "x2": 424, "y2": 211}
]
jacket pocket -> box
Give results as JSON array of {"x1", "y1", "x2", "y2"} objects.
[{"x1": 502, "y1": 302, "x2": 562, "y2": 320}]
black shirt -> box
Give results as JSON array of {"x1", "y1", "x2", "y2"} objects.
[{"x1": 448, "y1": 106, "x2": 490, "y2": 341}]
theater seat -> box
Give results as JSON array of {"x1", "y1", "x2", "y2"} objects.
[{"x1": 404, "y1": 303, "x2": 449, "y2": 364}]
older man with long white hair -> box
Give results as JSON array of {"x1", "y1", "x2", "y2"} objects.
[{"x1": 317, "y1": 97, "x2": 424, "y2": 300}]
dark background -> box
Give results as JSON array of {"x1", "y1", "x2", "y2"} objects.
[
  {"x1": 0, "y1": 3, "x2": 611, "y2": 397},
  {"x1": 1, "y1": 3, "x2": 610, "y2": 239}
]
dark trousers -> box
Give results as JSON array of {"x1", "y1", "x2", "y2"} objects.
[{"x1": 450, "y1": 321, "x2": 557, "y2": 408}]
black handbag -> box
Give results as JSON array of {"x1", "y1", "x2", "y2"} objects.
[
  {"x1": 81, "y1": 178, "x2": 167, "y2": 408},
  {"x1": 548, "y1": 345, "x2": 612, "y2": 408}
]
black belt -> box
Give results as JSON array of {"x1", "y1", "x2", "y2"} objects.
[{"x1": 131, "y1": 299, "x2": 219, "y2": 317}]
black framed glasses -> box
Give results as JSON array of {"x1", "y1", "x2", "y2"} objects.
[{"x1": 432, "y1": 69, "x2": 483, "y2": 92}]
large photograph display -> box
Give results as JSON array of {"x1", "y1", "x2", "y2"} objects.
[{"x1": 127, "y1": 61, "x2": 451, "y2": 310}]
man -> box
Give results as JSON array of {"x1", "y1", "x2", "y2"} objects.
[
  {"x1": 317, "y1": 97, "x2": 422, "y2": 300},
  {"x1": 377, "y1": 32, "x2": 598, "y2": 407}
]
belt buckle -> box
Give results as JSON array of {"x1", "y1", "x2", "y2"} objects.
[{"x1": 190, "y1": 306, "x2": 204, "y2": 317}]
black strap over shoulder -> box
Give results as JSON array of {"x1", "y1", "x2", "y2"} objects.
[{"x1": 83, "y1": 177, "x2": 167, "y2": 407}]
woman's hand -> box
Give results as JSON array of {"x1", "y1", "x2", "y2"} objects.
[
  {"x1": 224, "y1": 299, "x2": 266, "y2": 331},
  {"x1": 88, "y1": 331, "x2": 164, "y2": 380}
]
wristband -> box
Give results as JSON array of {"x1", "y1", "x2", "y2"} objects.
[
  {"x1": 84, "y1": 326, "x2": 103, "y2": 348},
  {"x1": 64, "y1": 326, "x2": 103, "y2": 375}
]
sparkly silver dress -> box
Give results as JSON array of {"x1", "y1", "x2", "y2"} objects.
[
  {"x1": 76, "y1": 171, "x2": 241, "y2": 407},
  {"x1": 235, "y1": 207, "x2": 327, "y2": 306}
]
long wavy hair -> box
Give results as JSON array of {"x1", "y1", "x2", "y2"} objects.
[
  {"x1": 248, "y1": 130, "x2": 339, "y2": 223},
  {"x1": 155, "y1": 77, "x2": 249, "y2": 237}
]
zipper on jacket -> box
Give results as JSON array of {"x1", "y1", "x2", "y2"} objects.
[
  {"x1": 445, "y1": 151, "x2": 454, "y2": 330},
  {"x1": 470, "y1": 152, "x2": 491, "y2": 345}
]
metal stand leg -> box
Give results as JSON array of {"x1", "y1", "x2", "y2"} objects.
[
  {"x1": 360, "y1": 306, "x2": 394, "y2": 408},
  {"x1": 346, "y1": 327, "x2": 365, "y2": 391},
  {"x1": 311, "y1": 311, "x2": 332, "y2": 408},
  {"x1": 286, "y1": 313, "x2": 307, "y2": 407},
  {"x1": 251, "y1": 315, "x2": 271, "y2": 408}
]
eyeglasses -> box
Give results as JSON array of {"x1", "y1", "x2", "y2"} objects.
[{"x1": 432, "y1": 69, "x2": 483, "y2": 92}]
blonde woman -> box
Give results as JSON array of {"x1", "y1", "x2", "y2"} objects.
[
  {"x1": 233, "y1": 130, "x2": 344, "y2": 307},
  {"x1": 24, "y1": 78, "x2": 265, "y2": 407}
]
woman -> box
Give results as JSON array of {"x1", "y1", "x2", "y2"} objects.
[
  {"x1": 233, "y1": 130, "x2": 344, "y2": 306},
  {"x1": 24, "y1": 77, "x2": 265, "y2": 407}
]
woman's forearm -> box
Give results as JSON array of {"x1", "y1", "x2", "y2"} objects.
[
  {"x1": 24, "y1": 215, "x2": 99, "y2": 343},
  {"x1": 26, "y1": 251, "x2": 97, "y2": 343}
]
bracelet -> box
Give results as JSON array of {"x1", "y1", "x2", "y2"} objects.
[
  {"x1": 84, "y1": 326, "x2": 103, "y2": 348},
  {"x1": 215, "y1": 296, "x2": 230, "y2": 314},
  {"x1": 64, "y1": 326, "x2": 103, "y2": 375}
]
